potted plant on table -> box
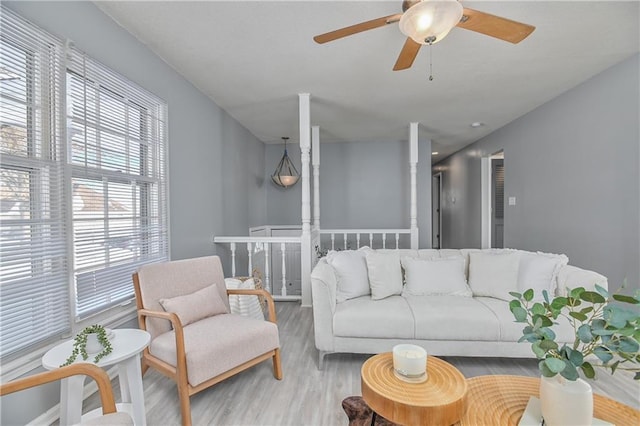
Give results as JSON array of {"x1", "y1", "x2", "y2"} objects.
[
  {"x1": 60, "y1": 324, "x2": 113, "y2": 367},
  {"x1": 509, "y1": 285, "x2": 640, "y2": 426}
]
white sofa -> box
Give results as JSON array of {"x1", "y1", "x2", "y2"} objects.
[{"x1": 311, "y1": 248, "x2": 608, "y2": 369}]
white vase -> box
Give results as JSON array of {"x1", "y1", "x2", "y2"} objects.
[
  {"x1": 85, "y1": 333, "x2": 103, "y2": 354},
  {"x1": 540, "y1": 375, "x2": 593, "y2": 426}
]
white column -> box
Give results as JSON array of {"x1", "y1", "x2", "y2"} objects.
[
  {"x1": 299, "y1": 93, "x2": 312, "y2": 307},
  {"x1": 410, "y1": 122, "x2": 419, "y2": 249},
  {"x1": 312, "y1": 126, "x2": 320, "y2": 230}
]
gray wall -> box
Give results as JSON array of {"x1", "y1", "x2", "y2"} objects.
[
  {"x1": 265, "y1": 138, "x2": 432, "y2": 248},
  {"x1": 1, "y1": 2, "x2": 265, "y2": 424},
  {"x1": 435, "y1": 54, "x2": 640, "y2": 292}
]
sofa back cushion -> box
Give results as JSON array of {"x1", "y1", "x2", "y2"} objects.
[
  {"x1": 365, "y1": 250, "x2": 403, "y2": 300},
  {"x1": 517, "y1": 251, "x2": 568, "y2": 299},
  {"x1": 468, "y1": 251, "x2": 521, "y2": 301},
  {"x1": 327, "y1": 247, "x2": 371, "y2": 302},
  {"x1": 401, "y1": 257, "x2": 472, "y2": 297}
]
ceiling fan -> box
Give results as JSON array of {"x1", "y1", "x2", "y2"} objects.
[{"x1": 313, "y1": 0, "x2": 535, "y2": 71}]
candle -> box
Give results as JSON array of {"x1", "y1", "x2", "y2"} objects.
[{"x1": 393, "y1": 344, "x2": 427, "y2": 379}]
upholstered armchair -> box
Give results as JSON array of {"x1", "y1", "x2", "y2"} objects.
[
  {"x1": 0, "y1": 363, "x2": 133, "y2": 425},
  {"x1": 132, "y1": 255, "x2": 282, "y2": 426}
]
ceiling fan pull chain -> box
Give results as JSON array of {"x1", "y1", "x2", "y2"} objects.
[{"x1": 428, "y1": 38, "x2": 434, "y2": 81}]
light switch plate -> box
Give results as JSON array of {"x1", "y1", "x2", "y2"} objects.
[{"x1": 508, "y1": 197, "x2": 516, "y2": 206}]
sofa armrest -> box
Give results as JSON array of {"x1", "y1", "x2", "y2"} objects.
[
  {"x1": 310, "y1": 259, "x2": 337, "y2": 352},
  {"x1": 556, "y1": 264, "x2": 608, "y2": 296}
]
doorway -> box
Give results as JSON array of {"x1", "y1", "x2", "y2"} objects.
[
  {"x1": 491, "y1": 157, "x2": 505, "y2": 248},
  {"x1": 481, "y1": 151, "x2": 505, "y2": 248},
  {"x1": 432, "y1": 173, "x2": 442, "y2": 249}
]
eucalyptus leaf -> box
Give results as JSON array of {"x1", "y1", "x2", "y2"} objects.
[
  {"x1": 532, "y1": 314, "x2": 553, "y2": 327},
  {"x1": 523, "y1": 289, "x2": 534, "y2": 302},
  {"x1": 568, "y1": 348, "x2": 584, "y2": 367},
  {"x1": 581, "y1": 362, "x2": 595, "y2": 379},
  {"x1": 570, "y1": 287, "x2": 585, "y2": 299},
  {"x1": 542, "y1": 290, "x2": 550, "y2": 304},
  {"x1": 545, "y1": 357, "x2": 566, "y2": 373},
  {"x1": 540, "y1": 360, "x2": 555, "y2": 377},
  {"x1": 532, "y1": 341, "x2": 545, "y2": 358},
  {"x1": 579, "y1": 306, "x2": 594, "y2": 315},
  {"x1": 611, "y1": 360, "x2": 620, "y2": 374},
  {"x1": 512, "y1": 306, "x2": 527, "y2": 322},
  {"x1": 619, "y1": 336, "x2": 640, "y2": 353},
  {"x1": 531, "y1": 303, "x2": 545, "y2": 316},
  {"x1": 509, "y1": 291, "x2": 522, "y2": 299},
  {"x1": 551, "y1": 297, "x2": 568, "y2": 310},
  {"x1": 594, "y1": 284, "x2": 609, "y2": 299},
  {"x1": 577, "y1": 324, "x2": 593, "y2": 343},
  {"x1": 569, "y1": 312, "x2": 588, "y2": 322},
  {"x1": 541, "y1": 327, "x2": 556, "y2": 341},
  {"x1": 594, "y1": 347, "x2": 614, "y2": 363},
  {"x1": 540, "y1": 339, "x2": 559, "y2": 351},
  {"x1": 560, "y1": 360, "x2": 579, "y2": 381},
  {"x1": 612, "y1": 294, "x2": 640, "y2": 304},
  {"x1": 509, "y1": 300, "x2": 522, "y2": 310},
  {"x1": 580, "y1": 291, "x2": 606, "y2": 304}
]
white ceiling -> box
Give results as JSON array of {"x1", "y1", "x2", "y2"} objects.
[{"x1": 95, "y1": 1, "x2": 639, "y2": 160}]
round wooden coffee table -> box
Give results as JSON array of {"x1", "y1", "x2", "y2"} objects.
[
  {"x1": 361, "y1": 353, "x2": 467, "y2": 425},
  {"x1": 460, "y1": 375, "x2": 640, "y2": 426}
]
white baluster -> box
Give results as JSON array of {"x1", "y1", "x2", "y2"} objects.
[
  {"x1": 230, "y1": 242, "x2": 237, "y2": 277},
  {"x1": 369, "y1": 233, "x2": 373, "y2": 248},
  {"x1": 343, "y1": 233, "x2": 347, "y2": 250},
  {"x1": 247, "y1": 242, "x2": 253, "y2": 276},
  {"x1": 331, "y1": 233, "x2": 335, "y2": 250},
  {"x1": 395, "y1": 233, "x2": 400, "y2": 249},
  {"x1": 281, "y1": 242, "x2": 287, "y2": 297},
  {"x1": 356, "y1": 234, "x2": 361, "y2": 248},
  {"x1": 382, "y1": 233, "x2": 387, "y2": 249},
  {"x1": 265, "y1": 243, "x2": 271, "y2": 293}
]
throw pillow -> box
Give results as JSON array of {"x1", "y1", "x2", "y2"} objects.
[
  {"x1": 468, "y1": 251, "x2": 521, "y2": 301},
  {"x1": 159, "y1": 283, "x2": 229, "y2": 326},
  {"x1": 327, "y1": 247, "x2": 371, "y2": 303},
  {"x1": 517, "y1": 251, "x2": 569, "y2": 300},
  {"x1": 225, "y1": 278, "x2": 265, "y2": 320},
  {"x1": 365, "y1": 250, "x2": 403, "y2": 300},
  {"x1": 401, "y1": 257, "x2": 472, "y2": 297}
]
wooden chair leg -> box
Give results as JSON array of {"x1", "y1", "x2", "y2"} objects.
[
  {"x1": 141, "y1": 358, "x2": 149, "y2": 376},
  {"x1": 177, "y1": 381, "x2": 192, "y2": 426},
  {"x1": 273, "y1": 348, "x2": 283, "y2": 380}
]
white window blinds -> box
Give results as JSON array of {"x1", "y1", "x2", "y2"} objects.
[
  {"x1": 66, "y1": 47, "x2": 169, "y2": 319},
  {"x1": 0, "y1": 8, "x2": 70, "y2": 358}
]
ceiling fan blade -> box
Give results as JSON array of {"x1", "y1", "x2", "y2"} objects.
[
  {"x1": 393, "y1": 37, "x2": 421, "y2": 71},
  {"x1": 457, "y1": 8, "x2": 535, "y2": 44},
  {"x1": 314, "y1": 14, "x2": 402, "y2": 44}
]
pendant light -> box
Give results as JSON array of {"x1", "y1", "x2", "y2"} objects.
[{"x1": 271, "y1": 137, "x2": 300, "y2": 188}]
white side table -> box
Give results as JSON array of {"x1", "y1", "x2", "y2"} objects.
[{"x1": 42, "y1": 328, "x2": 150, "y2": 426}]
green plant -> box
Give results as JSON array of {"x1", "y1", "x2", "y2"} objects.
[
  {"x1": 60, "y1": 324, "x2": 113, "y2": 367},
  {"x1": 509, "y1": 285, "x2": 640, "y2": 381}
]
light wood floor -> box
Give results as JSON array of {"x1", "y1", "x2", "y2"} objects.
[{"x1": 82, "y1": 302, "x2": 639, "y2": 425}]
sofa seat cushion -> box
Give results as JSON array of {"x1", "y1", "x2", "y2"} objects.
[
  {"x1": 404, "y1": 296, "x2": 501, "y2": 341},
  {"x1": 334, "y1": 296, "x2": 414, "y2": 339},
  {"x1": 476, "y1": 297, "x2": 575, "y2": 343},
  {"x1": 150, "y1": 313, "x2": 279, "y2": 387}
]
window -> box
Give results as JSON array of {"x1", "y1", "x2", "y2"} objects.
[
  {"x1": 0, "y1": 7, "x2": 169, "y2": 360},
  {"x1": 66, "y1": 51, "x2": 169, "y2": 320},
  {"x1": 0, "y1": 9, "x2": 70, "y2": 358}
]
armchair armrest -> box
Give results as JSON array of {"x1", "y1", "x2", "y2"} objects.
[
  {"x1": 227, "y1": 288, "x2": 277, "y2": 323},
  {"x1": 0, "y1": 363, "x2": 117, "y2": 417},
  {"x1": 137, "y1": 308, "x2": 187, "y2": 373}
]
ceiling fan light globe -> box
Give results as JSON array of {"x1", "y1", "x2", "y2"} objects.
[{"x1": 399, "y1": 0, "x2": 463, "y2": 45}]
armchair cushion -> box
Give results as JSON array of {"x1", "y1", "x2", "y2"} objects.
[
  {"x1": 150, "y1": 313, "x2": 279, "y2": 387},
  {"x1": 159, "y1": 283, "x2": 229, "y2": 327}
]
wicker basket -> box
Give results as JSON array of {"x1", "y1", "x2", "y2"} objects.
[{"x1": 232, "y1": 276, "x2": 267, "y2": 313}]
